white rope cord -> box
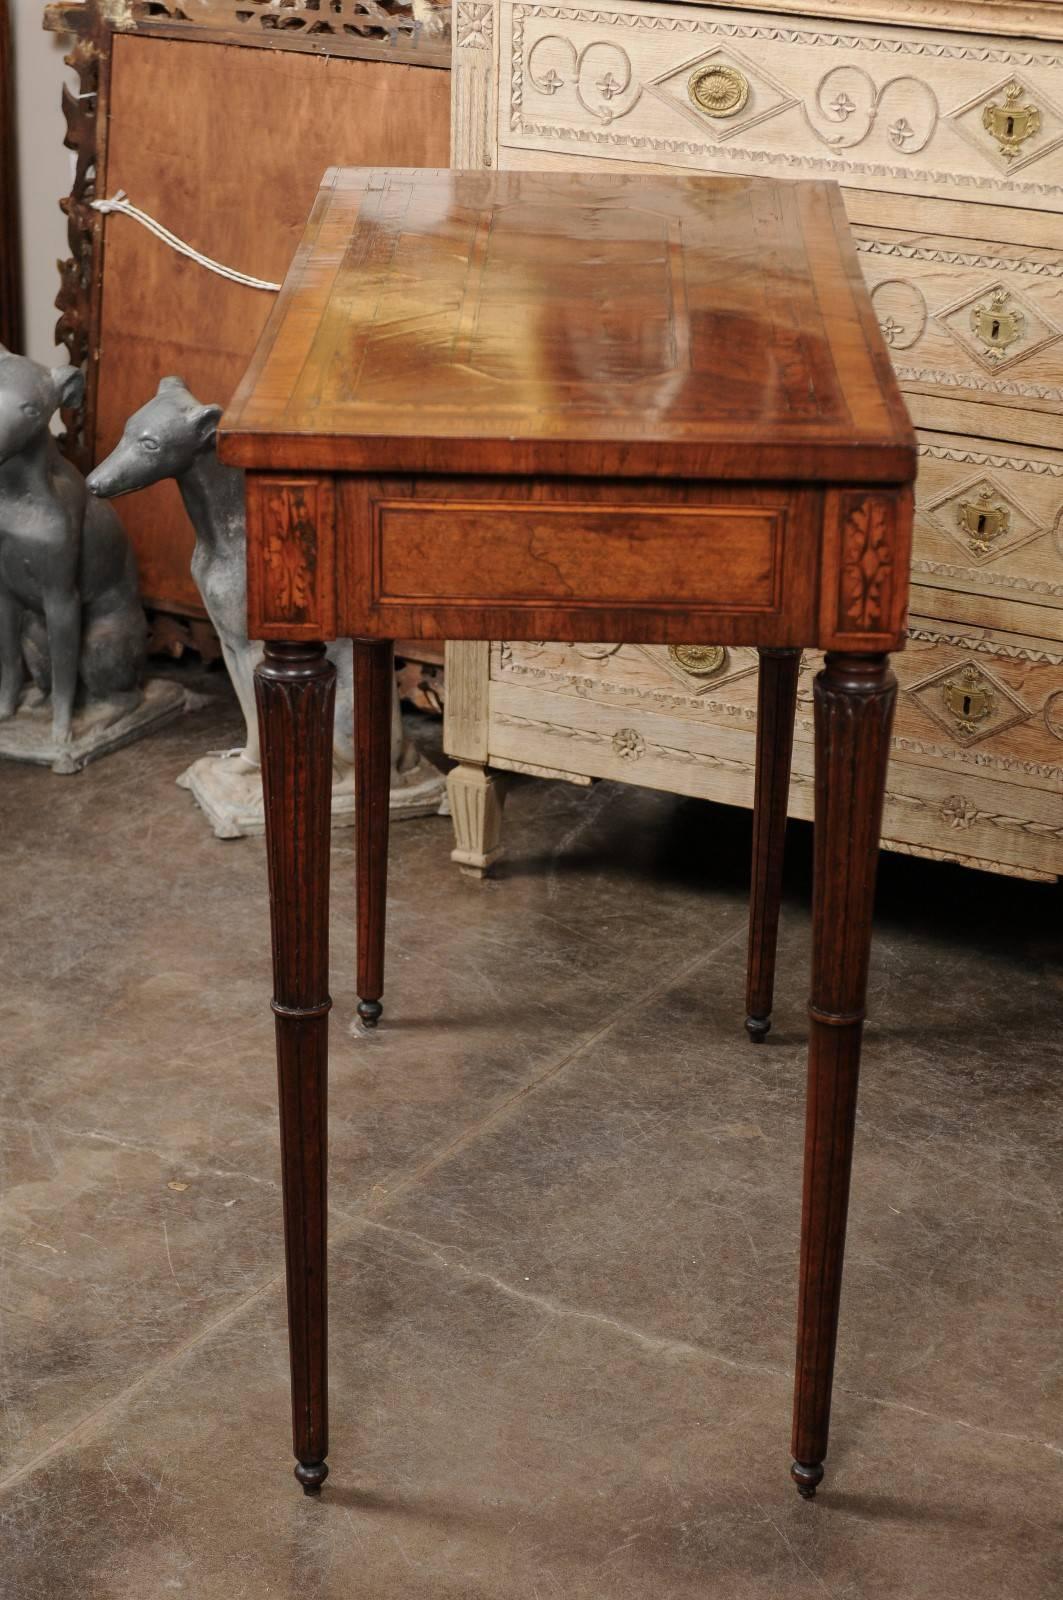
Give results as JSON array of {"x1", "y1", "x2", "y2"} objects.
[{"x1": 90, "y1": 192, "x2": 281, "y2": 293}]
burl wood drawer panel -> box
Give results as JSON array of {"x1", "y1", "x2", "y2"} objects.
[
  {"x1": 857, "y1": 228, "x2": 1063, "y2": 422},
  {"x1": 487, "y1": 632, "x2": 1063, "y2": 877},
  {"x1": 912, "y1": 430, "x2": 1063, "y2": 642},
  {"x1": 498, "y1": 0, "x2": 1063, "y2": 214},
  {"x1": 339, "y1": 479, "x2": 824, "y2": 645}
]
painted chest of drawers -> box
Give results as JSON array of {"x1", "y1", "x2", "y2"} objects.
[{"x1": 446, "y1": 0, "x2": 1063, "y2": 880}]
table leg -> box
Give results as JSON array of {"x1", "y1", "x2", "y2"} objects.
[
  {"x1": 354, "y1": 639, "x2": 394, "y2": 1029},
  {"x1": 745, "y1": 647, "x2": 801, "y2": 1044},
  {"x1": 791, "y1": 651, "x2": 896, "y2": 1499},
  {"x1": 255, "y1": 640, "x2": 336, "y2": 1495}
]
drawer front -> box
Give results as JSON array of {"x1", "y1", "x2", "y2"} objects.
[
  {"x1": 340, "y1": 477, "x2": 883, "y2": 651},
  {"x1": 860, "y1": 229, "x2": 1063, "y2": 418},
  {"x1": 913, "y1": 431, "x2": 1063, "y2": 637},
  {"x1": 486, "y1": 631, "x2": 1063, "y2": 874},
  {"x1": 499, "y1": 0, "x2": 1063, "y2": 213}
]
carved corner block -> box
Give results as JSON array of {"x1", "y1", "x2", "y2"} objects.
[
  {"x1": 246, "y1": 476, "x2": 337, "y2": 640},
  {"x1": 819, "y1": 486, "x2": 913, "y2": 653}
]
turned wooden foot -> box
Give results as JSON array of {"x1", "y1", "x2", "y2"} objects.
[
  {"x1": 354, "y1": 640, "x2": 393, "y2": 1027},
  {"x1": 256, "y1": 640, "x2": 335, "y2": 1494},
  {"x1": 745, "y1": 648, "x2": 800, "y2": 1044},
  {"x1": 791, "y1": 652, "x2": 896, "y2": 1498}
]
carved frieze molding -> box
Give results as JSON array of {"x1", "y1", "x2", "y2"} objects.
[
  {"x1": 897, "y1": 365, "x2": 1063, "y2": 402},
  {"x1": 907, "y1": 625, "x2": 1063, "y2": 667},
  {"x1": 898, "y1": 789, "x2": 1063, "y2": 839},
  {"x1": 493, "y1": 712, "x2": 1063, "y2": 814},
  {"x1": 491, "y1": 655, "x2": 759, "y2": 720},
  {"x1": 892, "y1": 732, "x2": 1063, "y2": 780},
  {"x1": 513, "y1": 7, "x2": 1062, "y2": 66},
  {"x1": 917, "y1": 443, "x2": 1063, "y2": 477},
  {"x1": 879, "y1": 839, "x2": 1054, "y2": 881},
  {"x1": 494, "y1": 711, "x2": 773, "y2": 780},
  {"x1": 911, "y1": 557, "x2": 1063, "y2": 597},
  {"x1": 857, "y1": 238, "x2": 1063, "y2": 279},
  {"x1": 511, "y1": 117, "x2": 1063, "y2": 201}
]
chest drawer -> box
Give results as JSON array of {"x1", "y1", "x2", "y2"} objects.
[
  {"x1": 860, "y1": 229, "x2": 1063, "y2": 421},
  {"x1": 913, "y1": 430, "x2": 1063, "y2": 641},
  {"x1": 499, "y1": 0, "x2": 1063, "y2": 213},
  {"x1": 486, "y1": 628, "x2": 1063, "y2": 875}
]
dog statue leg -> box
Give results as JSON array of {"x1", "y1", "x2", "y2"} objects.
[
  {"x1": 218, "y1": 633, "x2": 264, "y2": 770},
  {"x1": 0, "y1": 583, "x2": 24, "y2": 719},
  {"x1": 42, "y1": 589, "x2": 81, "y2": 743}
]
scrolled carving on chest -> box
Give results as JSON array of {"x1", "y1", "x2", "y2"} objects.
[
  {"x1": 1044, "y1": 690, "x2": 1063, "y2": 742},
  {"x1": 526, "y1": 33, "x2": 641, "y2": 123},
  {"x1": 806, "y1": 66, "x2": 938, "y2": 152},
  {"x1": 868, "y1": 278, "x2": 928, "y2": 349}
]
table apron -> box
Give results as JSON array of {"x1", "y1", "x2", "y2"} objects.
[{"x1": 245, "y1": 474, "x2": 912, "y2": 652}]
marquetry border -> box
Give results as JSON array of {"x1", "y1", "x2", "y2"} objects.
[
  {"x1": 246, "y1": 476, "x2": 337, "y2": 640},
  {"x1": 820, "y1": 486, "x2": 913, "y2": 651}
]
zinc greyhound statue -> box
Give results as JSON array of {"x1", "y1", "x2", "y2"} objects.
[
  {"x1": 0, "y1": 348, "x2": 146, "y2": 759},
  {"x1": 89, "y1": 378, "x2": 443, "y2": 834},
  {"x1": 89, "y1": 376, "x2": 296, "y2": 772}
]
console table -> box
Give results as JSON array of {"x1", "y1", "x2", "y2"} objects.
[{"x1": 220, "y1": 166, "x2": 916, "y2": 1501}]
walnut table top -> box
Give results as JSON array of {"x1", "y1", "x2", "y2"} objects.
[{"x1": 221, "y1": 166, "x2": 914, "y2": 485}]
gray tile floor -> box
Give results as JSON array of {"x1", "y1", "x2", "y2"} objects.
[{"x1": 1, "y1": 668, "x2": 1060, "y2": 1598}]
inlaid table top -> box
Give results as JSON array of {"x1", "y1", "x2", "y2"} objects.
[{"x1": 221, "y1": 166, "x2": 915, "y2": 484}]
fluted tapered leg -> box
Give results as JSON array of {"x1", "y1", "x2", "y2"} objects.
[
  {"x1": 354, "y1": 639, "x2": 393, "y2": 1029},
  {"x1": 746, "y1": 648, "x2": 801, "y2": 1043},
  {"x1": 256, "y1": 639, "x2": 336, "y2": 1495},
  {"x1": 791, "y1": 652, "x2": 896, "y2": 1499}
]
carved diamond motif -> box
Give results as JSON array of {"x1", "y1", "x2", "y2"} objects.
[
  {"x1": 947, "y1": 74, "x2": 1063, "y2": 176},
  {"x1": 639, "y1": 643, "x2": 757, "y2": 693},
  {"x1": 935, "y1": 279, "x2": 1062, "y2": 375},
  {"x1": 923, "y1": 473, "x2": 1045, "y2": 566},
  {"x1": 645, "y1": 47, "x2": 798, "y2": 143},
  {"x1": 908, "y1": 658, "x2": 1032, "y2": 747}
]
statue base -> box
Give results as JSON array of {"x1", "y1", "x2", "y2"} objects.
[
  {"x1": 177, "y1": 748, "x2": 448, "y2": 839},
  {"x1": 0, "y1": 679, "x2": 207, "y2": 775}
]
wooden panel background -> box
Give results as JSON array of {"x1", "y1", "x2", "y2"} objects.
[
  {"x1": 97, "y1": 33, "x2": 449, "y2": 613},
  {"x1": 0, "y1": 0, "x2": 20, "y2": 352}
]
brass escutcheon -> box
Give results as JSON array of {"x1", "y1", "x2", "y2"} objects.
[
  {"x1": 942, "y1": 664, "x2": 995, "y2": 734},
  {"x1": 688, "y1": 64, "x2": 750, "y2": 119},
  {"x1": 956, "y1": 487, "x2": 1011, "y2": 556},
  {"x1": 969, "y1": 287, "x2": 1025, "y2": 360},
  {"x1": 669, "y1": 644, "x2": 727, "y2": 677},
  {"x1": 982, "y1": 80, "x2": 1041, "y2": 160}
]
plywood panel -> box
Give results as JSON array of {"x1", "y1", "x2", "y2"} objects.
[{"x1": 97, "y1": 34, "x2": 449, "y2": 612}]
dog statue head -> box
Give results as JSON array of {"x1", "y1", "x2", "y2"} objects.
[
  {"x1": 0, "y1": 347, "x2": 84, "y2": 467},
  {"x1": 86, "y1": 376, "x2": 223, "y2": 499}
]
